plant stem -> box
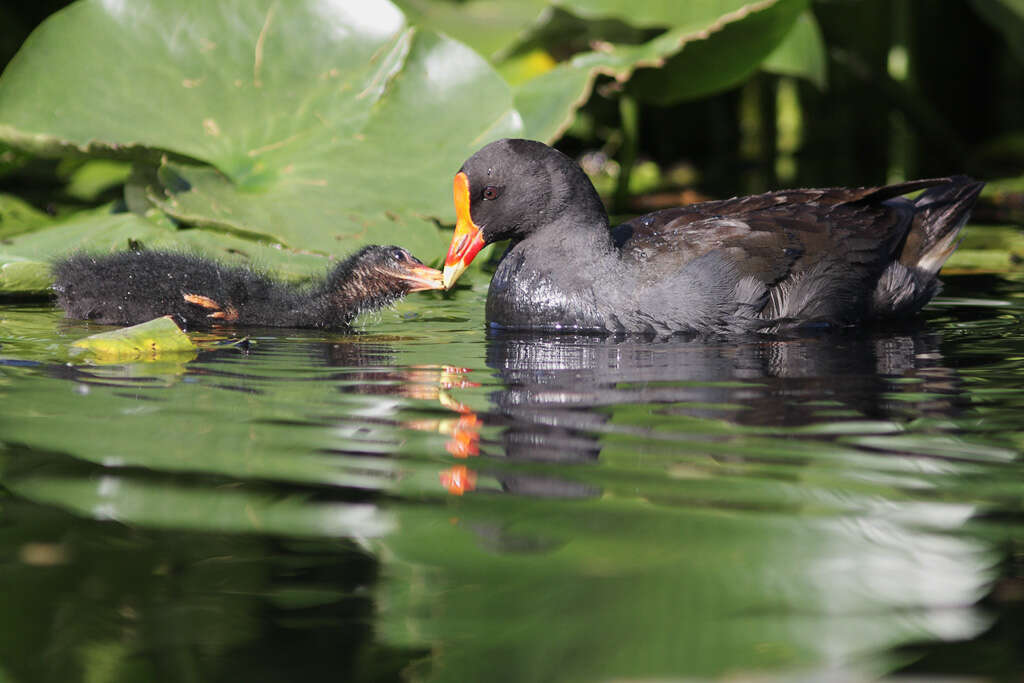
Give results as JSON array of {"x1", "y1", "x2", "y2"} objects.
[{"x1": 614, "y1": 94, "x2": 638, "y2": 215}]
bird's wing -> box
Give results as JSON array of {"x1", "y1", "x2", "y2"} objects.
[{"x1": 612, "y1": 180, "x2": 955, "y2": 287}]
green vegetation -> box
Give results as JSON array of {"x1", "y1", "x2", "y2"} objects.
[
  {"x1": 68, "y1": 316, "x2": 197, "y2": 362},
  {"x1": 1, "y1": 5, "x2": 1023, "y2": 680},
  {"x1": 0, "y1": 0, "x2": 1021, "y2": 294}
]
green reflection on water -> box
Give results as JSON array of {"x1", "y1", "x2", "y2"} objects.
[{"x1": 0, "y1": 277, "x2": 1023, "y2": 681}]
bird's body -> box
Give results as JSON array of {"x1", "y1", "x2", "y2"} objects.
[
  {"x1": 53, "y1": 245, "x2": 443, "y2": 329},
  {"x1": 442, "y1": 139, "x2": 983, "y2": 335}
]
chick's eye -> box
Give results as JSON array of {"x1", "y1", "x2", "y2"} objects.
[
  {"x1": 390, "y1": 248, "x2": 406, "y2": 262},
  {"x1": 482, "y1": 185, "x2": 500, "y2": 201}
]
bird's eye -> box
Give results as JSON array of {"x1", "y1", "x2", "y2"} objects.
[
  {"x1": 482, "y1": 185, "x2": 500, "y2": 201},
  {"x1": 390, "y1": 248, "x2": 406, "y2": 262}
]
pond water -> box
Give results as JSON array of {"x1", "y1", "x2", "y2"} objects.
[{"x1": 0, "y1": 273, "x2": 1022, "y2": 682}]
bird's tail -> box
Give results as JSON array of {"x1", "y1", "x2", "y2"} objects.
[
  {"x1": 870, "y1": 176, "x2": 983, "y2": 319},
  {"x1": 900, "y1": 175, "x2": 984, "y2": 276}
]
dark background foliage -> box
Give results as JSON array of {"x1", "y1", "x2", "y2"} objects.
[
  {"x1": 3, "y1": 2, "x2": 1022, "y2": 198},
  {"x1": 556, "y1": 0, "x2": 1024, "y2": 202}
]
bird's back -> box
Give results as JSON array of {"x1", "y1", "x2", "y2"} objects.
[
  {"x1": 610, "y1": 176, "x2": 982, "y2": 332},
  {"x1": 53, "y1": 250, "x2": 277, "y2": 326}
]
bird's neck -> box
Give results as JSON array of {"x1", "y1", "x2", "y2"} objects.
[
  {"x1": 308, "y1": 276, "x2": 393, "y2": 328},
  {"x1": 512, "y1": 208, "x2": 615, "y2": 261},
  {"x1": 247, "y1": 266, "x2": 377, "y2": 329}
]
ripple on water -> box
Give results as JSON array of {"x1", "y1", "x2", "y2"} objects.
[{"x1": 0, "y1": 279, "x2": 1022, "y2": 680}]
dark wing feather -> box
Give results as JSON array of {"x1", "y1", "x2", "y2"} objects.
[{"x1": 613, "y1": 180, "x2": 958, "y2": 287}]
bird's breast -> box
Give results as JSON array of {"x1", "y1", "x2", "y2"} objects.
[{"x1": 486, "y1": 248, "x2": 605, "y2": 332}]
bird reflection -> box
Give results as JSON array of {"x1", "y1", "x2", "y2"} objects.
[
  {"x1": 488, "y1": 327, "x2": 961, "y2": 426},
  {"x1": 437, "y1": 326, "x2": 966, "y2": 500}
]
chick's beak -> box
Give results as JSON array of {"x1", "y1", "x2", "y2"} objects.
[
  {"x1": 442, "y1": 172, "x2": 486, "y2": 289},
  {"x1": 394, "y1": 262, "x2": 445, "y2": 292}
]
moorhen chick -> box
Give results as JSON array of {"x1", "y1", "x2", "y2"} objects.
[
  {"x1": 53, "y1": 245, "x2": 444, "y2": 329},
  {"x1": 442, "y1": 139, "x2": 984, "y2": 335}
]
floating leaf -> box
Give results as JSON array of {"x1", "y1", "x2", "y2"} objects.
[
  {"x1": 0, "y1": 258, "x2": 52, "y2": 294},
  {"x1": 0, "y1": 0, "x2": 523, "y2": 259},
  {"x1": 1, "y1": 209, "x2": 173, "y2": 258},
  {"x1": 69, "y1": 316, "x2": 197, "y2": 362}
]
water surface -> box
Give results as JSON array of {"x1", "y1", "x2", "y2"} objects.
[{"x1": 1, "y1": 274, "x2": 1022, "y2": 681}]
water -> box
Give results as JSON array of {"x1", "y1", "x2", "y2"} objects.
[{"x1": 0, "y1": 274, "x2": 1022, "y2": 682}]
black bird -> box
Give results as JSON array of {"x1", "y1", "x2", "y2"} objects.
[
  {"x1": 441, "y1": 139, "x2": 984, "y2": 335},
  {"x1": 53, "y1": 245, "x2": 444, "y2": 329}
]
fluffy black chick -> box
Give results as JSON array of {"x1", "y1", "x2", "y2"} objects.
[{"x1": 53, "y1": 245, "x2": 443, "y2": 329}]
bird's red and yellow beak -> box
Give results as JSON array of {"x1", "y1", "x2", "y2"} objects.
[{"x1": 442, "y1": 172, "x2": 486, "y2": 289}]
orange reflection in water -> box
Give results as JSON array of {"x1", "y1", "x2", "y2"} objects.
[{"x1": 439, "y1": 465, "x2": 476, "y2": 496}]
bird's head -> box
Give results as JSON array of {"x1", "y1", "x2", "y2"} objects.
[{"x1": 442, "y1": 138, "x2": 607, "y2": 289}]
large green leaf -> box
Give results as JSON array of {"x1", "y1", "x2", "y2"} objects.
[
  {"x1": 0, "y1": 0, "x2": 414, "y2": 174},
  {"x1": 760, "y1": 9, "x2": 826, "y2": 88},
  {"x1": 513, "y1": 0, "x2": 808, "y2": 141},
  {"x1": 0, "y1": 0, "x2": 522, "y2": 259},
  {"x1": 555, "y1": 0, "x2": 773, "y2": 30},
  {"x1": 627, "y1": 0, "x2": 808, "y2": 105},
  {"x1": 0, "y1": 210, "x2": 174, "y2": 294},
  {"x1": 394, "y1": 0, "x2": 548, "y2": 58},
  {"x1": 69, "y1": 316, "x2": 197, "y2": 363}
]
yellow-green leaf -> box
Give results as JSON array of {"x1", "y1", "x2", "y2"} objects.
[{"x1": 69, "y1": 316, "x2": 197, "y2": 363}]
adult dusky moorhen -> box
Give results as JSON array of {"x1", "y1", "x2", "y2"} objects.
[
  {"x1": 441, "y1": 139, "x2": 983, "y2": 335},
  {"x1": 53, "y1": 245, "x2": 443, "y2": 329}
]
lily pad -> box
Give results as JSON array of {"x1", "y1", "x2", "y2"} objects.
[
  {"x1": 1, "y1": 208, "x2": 174, "y2": 257},
  {"x1": 0, "y1": 142, "x2": 29, "y2": 178},
  {"x1": 394, "y1": 0, "x2": 548, "y2": 58},
  {"x1": 0, "y1": 258, "x2": 53, "y2": 294},
  {"x1": 0, "y1": 0, "x2": 523, "y2": 258},
  {"x1": 69, "y1": 316, "x2": 197, "y2": 362},
  {"x1": 0, "y1": 210, "x2": 169, "y2": 294}
]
